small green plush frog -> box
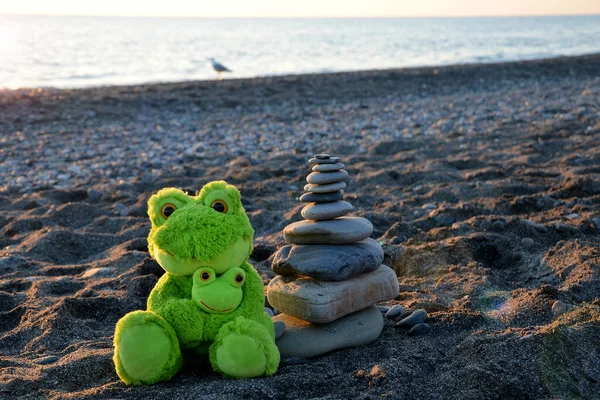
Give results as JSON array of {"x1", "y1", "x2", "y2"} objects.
[{"x1": 113, "y1": 181, "x2": 279, "y2": 385}]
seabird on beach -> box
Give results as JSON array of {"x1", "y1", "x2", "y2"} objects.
[{"x1": 209, "y1": 58, "x2": 232, "y2": 81}]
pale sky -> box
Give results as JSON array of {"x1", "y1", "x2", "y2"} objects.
[{"x1": 0, "y1": 0, "x2": 599, "y2": 18}]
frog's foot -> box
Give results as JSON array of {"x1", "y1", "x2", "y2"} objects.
[
  {"x1": 209, "y1": 317, "x2": 280, "y2": 378},
  {"x1": 113, "y1": 310, "x2": 183, "y2": 385}
]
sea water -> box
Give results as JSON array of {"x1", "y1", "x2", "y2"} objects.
[{"x1": 1, "y1": 15, "x2": 599, "y2": 89}]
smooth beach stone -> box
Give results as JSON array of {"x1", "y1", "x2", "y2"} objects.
[
  {"x1": 312, "y1": 163, "x2": 345, "y2": 172},
  {"x1": 301, "y1": 201, "x2": 354, "y2": 221},
  {"x1": 395, "y1": 309, "x2": 427, "y2": 328},
  {"x1": 304, "y1": 181, "x2": 347, "y2": 194},
  {"x1": 384, "y1": 304, "x2": 405, "y2": 319},
  {"x1": 306, "y1": 170, "x2": 349, "y2": 185},
  {"x1": 308, "y1": 156, "x2": 342, "y2": 165},
  {"x1": 408, "y1": 323, "x2": 431, "y2": 336},
  {"x1": 274, "y1": 321, "x2": 286, "y2": 340},
  {"x1": 299, "y1": 190, "x2": 344, "y2": 203},
  {"x1": 284, "y1": 217, "x2": 373, "y2": 245},
  {"x1": 271, "y1": 238, "x2": 384, "y2": 281},
  {"x1": 267, "y1": 265, "x2": 399, "y2": 323},
  {"x1": 273, "y1": 306, "x2": 383, "y2": 359}
]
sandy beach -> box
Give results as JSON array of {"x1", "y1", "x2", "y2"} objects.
[{"x1": 1, "y1": 54, "x2": 600, "y2": 399}]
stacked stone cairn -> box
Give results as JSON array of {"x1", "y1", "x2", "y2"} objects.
[{"x1": 268, "y1": 154, "x2": 399, "y2": 359}]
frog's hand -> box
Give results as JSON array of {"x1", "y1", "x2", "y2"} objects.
[
  {"x1": 209, "y1": 316, "x2": 280, "y2": 378},
  {"x1": 148, "y1": 273, "x2": 206, "y2": 348},
  {"x1": 113, "y1": 310, "x2": 182, "y2": 385}
]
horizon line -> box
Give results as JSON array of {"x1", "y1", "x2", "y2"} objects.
[{"x1": 1, "y1": 12, "x2": 599, "y2": 19}]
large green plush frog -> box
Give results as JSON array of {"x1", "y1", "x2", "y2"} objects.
[{"x1": 113, "y1": 181, "x2": 280, "y2": 385}]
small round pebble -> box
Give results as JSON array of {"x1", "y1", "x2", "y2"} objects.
[
  {"x1": 274, "y1": 320, "x2": 285, "y2": 340},
  {"x1": 592, "y1": 217, "x2": 600, "y2": 232},
  {"x1": 480, "y1": 220, "x2": 492, "y2": 231},
  {"x1": 552, "y1": 300, "x2": 572, "y2": 317},
  {"x1": 377, "y1": 305, "x2": 390, "y2": 313},
  {"x1": 521, "y1": 238, "x2": 534, "y2": 249},
  {"x1": 36, "y1": 356, "x2": 59, "y2": 365},
  {"x1": 87, "y1": 189, "x2": 102, "y2": 202},
  {"x1": 395, "y1": 309, "x2": 427, "y2": 328},
  {"x1": 408, "y1": 323, "x2": 431, "y2": 336},
  {"x1": 264, "y1": 307, "x2": 275, "y2": 318},
  {"x1": 384, "y1": 304, "x2": 405, "y2": 319},
  {"x1": 492, "y1": 220, "x2": 505, "y2": 232}
]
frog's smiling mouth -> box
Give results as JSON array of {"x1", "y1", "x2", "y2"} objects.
[
  {"x1": 153, "y1": 237, "x2": 251, "y2": 276},
  {"x1": 200, "y1": 301, "x2": 233, "y2": 313}
]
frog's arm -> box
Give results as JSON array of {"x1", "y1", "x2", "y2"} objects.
[
  {"x1": 238, "y1": 261, "x2": 268, "y2": 316},
  {"x1": 147, "y1": 273, "x2": 205, "y2": 348}
]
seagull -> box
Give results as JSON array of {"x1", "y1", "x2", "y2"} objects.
[{"x1": 209, "y1": 57, "x2": 232, "y2": 81}]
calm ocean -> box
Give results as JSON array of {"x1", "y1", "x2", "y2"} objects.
[{"x1": 1, "y1": 14, "x2": 599, "y2": 89}]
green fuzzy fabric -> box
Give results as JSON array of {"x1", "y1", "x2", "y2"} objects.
[
  {"x1": 209, "y1": 316, "x2": 280, "y2": 378},
  {"x1": 113, "y1": 310, "x2": 183, "y2": 385},
  {"x1": 113, "y1": 181, "x2": 279, "y2": 385},
  {"x1": 147, "y1": 181, "x2": 254, "y2": 263}
]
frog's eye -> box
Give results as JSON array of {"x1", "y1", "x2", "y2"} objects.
[
  {"x1": 234, "y1": 272, "x2": 245, "y2": 285},
  {"x1": 211, "y1": 199, "x2": 228, "y2": 214},
  {"x1": 200, "y1": 271, "x2": 211, "y2": 281},
  {"x1": 161, "y1": 203, "x2": 177, "y2": 219}
]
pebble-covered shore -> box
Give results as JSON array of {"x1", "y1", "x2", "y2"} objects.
[{"x1": 1, "y1": 54, "x2": 600, "y2": 399}]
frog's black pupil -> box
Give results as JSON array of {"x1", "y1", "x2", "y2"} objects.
[
  {"x1": 163, "y1": 206, "x2": 175, "y2": 217},
  {"x1": 235, "y1": 274, "x2": 243, "y2": 283},
  {"x1": 201, "y1": 272, "x2": 210, "y2": 280},
  {"x1": 213, "y1": 202, "x2": 226, "y2": 213}
]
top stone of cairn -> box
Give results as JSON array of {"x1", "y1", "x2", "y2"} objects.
[{"x1": 308, "y1": 153, "x2": 342, "y2": 165}]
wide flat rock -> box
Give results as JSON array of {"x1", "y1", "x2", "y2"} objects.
[
  {"x1": 272, "y1": 238, "x2": 384, "y2": 281},
  {"x1": 312, "y1": 163, "x2": 345, "y2": 172},
  {"x1": 299, "y1": 190, "x2": 344, "y2": 203},
  {"x1": 301, "y1": 201, "x2": 354, "y2": 221},
  {"x1": 273, "y1": 305, "x2": 383, "y2": 359},
  {"x1": 284, "y1": 217, "x2": 373, "y2": 245},
  {"x1": 304, "y1": 181, "x2": 347, "y2": 194},
  {"x1": 267, "y1": 265, "x2": 399, "y2": 323},
  {"x1": 306, "y1": 170, "x2": 349, "y2": 185}
]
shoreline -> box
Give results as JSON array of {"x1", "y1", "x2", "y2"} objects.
[{"x1": 2, "y1": 52, "x2": 599, "y2": 94}]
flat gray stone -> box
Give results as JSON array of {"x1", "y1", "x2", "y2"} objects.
[
  {"x1": 284, "y1": 217, "x2": 373, "y2": 245},
  {"x1": 268, "y1": 265, "x2": 399, "y2": 323},
  {"x1": 299, "y1": 190, "x2": 344, "y2": 203},
  {"x1": 312, "y1": 163, "x2": 345, "y2": 172},
  {"x1": 273, "y1": 306, "x2": 383, "y2": 359},
  {"x1": 304, "y1": 181, "x2": 347, "y2": 194},
  {"x1": 306, "y1": 170, "x2": 349, "y2": 185},
  {"x1": 271, "y1": 238, "x2": 384, "y2": 281},
  {"x1": 309, "y1": 156, "x2": 342, "y2": 165},
  {"x1": 301, "y1": 201, "x2": 354, "y2": 221}
]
